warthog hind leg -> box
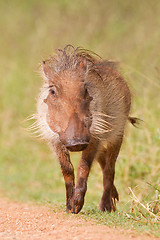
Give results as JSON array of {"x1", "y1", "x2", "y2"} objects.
[{"x1": 97, "y1": 138, "x2": 122, "y2": 212}]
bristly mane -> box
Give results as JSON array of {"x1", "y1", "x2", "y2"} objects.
[{"x1": 43, "y1": 45, "x2": 117, "y2": 76}]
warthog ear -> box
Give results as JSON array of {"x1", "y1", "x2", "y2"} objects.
[{"x1": 42, "y1": 61, "x2": 54, "y2": 80}]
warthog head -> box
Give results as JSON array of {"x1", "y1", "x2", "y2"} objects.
[{"x1": 41, "y1": 48, "x2": 93, "y2": 151}]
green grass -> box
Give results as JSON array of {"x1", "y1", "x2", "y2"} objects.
[{"x1": 0, "y1": 0, "x2": 160, "y2": 237}]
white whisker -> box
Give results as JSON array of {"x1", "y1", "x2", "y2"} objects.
[
  {"x1": 90, "y1": 111, "x2": 115, "y2": 139},
  {"x1": 94, "y1": 126, "x2": 113, "y2": 133},
  {"x1": 31, "y1": 129, "x2": 41, "y2": 134},
  {"x1": 94, "y1": 123, "x2": 110, "y2": 130},
  {"x1": 94, "y1": 118, "x2": 113, "y2": 126},
  {"x1": 94, "y1": 121, "x2": 111, "y2": 129},
  {"x1": 27, "y1": 122, "x2": 39, "y2": 129},
  {"x1": 23, "y1": 115, "x2": 37, "y2": 123},
  {"x1": 94, "y1": 112, "x2": 116, "y2": 119}
]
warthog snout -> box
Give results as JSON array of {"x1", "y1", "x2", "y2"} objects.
[
  {"x1": 65, "y1": 140, "x2": 89, "y2": 152},
  {"x1": 59, "y1": 113, "x2": 90, "y2": 152}
]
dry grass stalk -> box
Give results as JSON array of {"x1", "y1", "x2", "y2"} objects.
[{"x1": 128, "y1": 187, "x2": 160, "y2": 222}]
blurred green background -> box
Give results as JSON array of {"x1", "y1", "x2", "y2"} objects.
[{"x1": 0, "y1": 0, "x2": 160, "y2": 230}]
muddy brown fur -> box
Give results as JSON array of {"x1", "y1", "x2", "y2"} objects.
[{"x1": 32, "y1": 45, "x2": 137, "y2": 214}]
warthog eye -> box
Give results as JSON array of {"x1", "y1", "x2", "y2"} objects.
[
  {"x1": 84, "y1": 87, "x2": 93, "y2": 102},
  {"x1": 49, "y1": 85, "x2": 56, "y2": 96},
  {"x1": 84, "y1": 88, "x2": 88, "y2": 99},
  {"x1": 50, "y1": 89, "x2": 55, "y2": 95}
]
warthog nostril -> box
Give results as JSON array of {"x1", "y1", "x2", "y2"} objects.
[{"x1": 66, "y1": 140, "x2": 89, "y2": 152}]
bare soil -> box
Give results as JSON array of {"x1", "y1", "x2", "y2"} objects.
[{"x1": 0, "y1": 198, "x2": 158, "y2": 240}]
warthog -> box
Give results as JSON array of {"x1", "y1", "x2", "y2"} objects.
[{"x1": 32, "y1": 45, "x2": 137, "y2": 213}]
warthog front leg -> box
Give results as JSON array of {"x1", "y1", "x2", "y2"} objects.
[
  {"x1": 97, "y1": 138, "x2": 122, "y2": 212},
  {"x1": 53, "y1": 143, "x2": 75, "y2": 213},
  {"x1": 72, "y1": 139, "x2": 99, "y2": 214}
]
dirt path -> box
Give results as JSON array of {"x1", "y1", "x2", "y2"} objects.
[{"x1": 0, "y1": 198, "x2": 158, "y2": 240}]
